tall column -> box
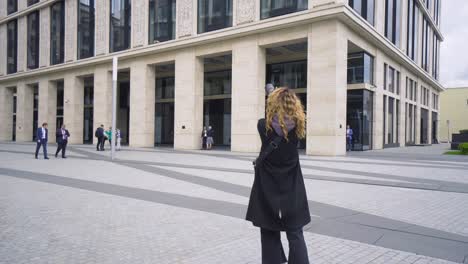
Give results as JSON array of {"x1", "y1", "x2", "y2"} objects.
[
  {"x1": 0, "y1": 0, "x2": 6, "y2": 20},
  {"x1": 132, "y1": 0, "x2": 148, "y2": 48},
  {"x1": 38, "y1": 80, "x2": 57, "y2": 143},
  {"x1": 95, "y1": 0, "x2": 110, "y2": 56},
  {"x1": 39, "y1": 7, "x2": 50, "y2": 67},
  {"x1": 129, "y1": 61, "x2": 155, "y2": 147},
  {"x1": 0, "y1": 86, "x2": 14, "y2": 141},
  {"x1": 65, "y1": 0, "x2": 78, "y2": 62},
  {"x1": 177, "y1": 0, "x2": 194, "y2": 38},
  {"x1": 231, "y1": 36, "x2": 266, "y2": 152},
  {"x1": 307, "y1": 21, "x2": 347, "y2": 156},
  {"x1": 174, "y1": 49, "x2": 204, "y2": 150},
  {"x1": 17, "y1": 17, "x2": 27, "y2": 72},
  {"x1": 0, "y1": 25, "x2": 6, "y2": 76},
  {"x1": 398, "y1": 81, "x2": 406, "y2": 146},
  {"x1": 373, "y1": 52, "x2": 385, "y2": 150},
  {"x1": 236, "y1": 0, "x2": 256, "y2": 25},
  {"x1": 374, "y1": 0, "x2": 386, "y2": 35},
  {"x1": 16, "y1": 83, "x2": 34, "y2": 142},
  {"x1": 64, "y1": 75, "x2": 84, "y2": 144},
  {"x1": 93, "y1": 65, "x2": 112, "y2": 144},
  {"x1": 415, "y1": 106, "x2": 421, "y2": 144}
]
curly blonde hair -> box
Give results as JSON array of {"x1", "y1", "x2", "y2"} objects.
[{"x1": 266, "y1": 88, "x2": 306, "y2": 140}]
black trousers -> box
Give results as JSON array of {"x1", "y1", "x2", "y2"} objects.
[
  {"x1": 55, "y1": 141, "x2": 68, "y2": 157},
  {"x1": 96, "y1": 137, "x2": 105, "y2": 150},
  {"x1": 261, "y1": 228, "x2": 309, "y2": 264}
]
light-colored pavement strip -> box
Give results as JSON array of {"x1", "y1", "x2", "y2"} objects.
[{"x1": 1, "y1": 142, "x2": 467, "y2": 263}]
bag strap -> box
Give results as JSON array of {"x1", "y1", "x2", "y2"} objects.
[{"x1": 255, "y1": 135, "x2": 284, "y2": 165}]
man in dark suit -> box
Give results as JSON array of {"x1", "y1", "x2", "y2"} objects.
[
  {"x1": 35, "y1": 122, "x2": 49, "y2": 159},
  {"x1": 55, "y1": 124, "x2": 70, "y2": 158},
  {"x1": 95, "y1": 124, "x2": 105, "y2": 151}
]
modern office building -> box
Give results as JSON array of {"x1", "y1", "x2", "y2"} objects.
[
  {"x1": 439, "y1": 87, "x2": 468, "y2": 143},
  {"x1": 0, "y1": 0, "x2": 444, "y2": 155}
]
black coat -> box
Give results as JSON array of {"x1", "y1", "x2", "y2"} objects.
[
  {"x1": 56, "y1": 128, "x2": 70, "y2": 143},
  {"x1": 246, "y1": 119, "x2": 310, "y2": 231}
]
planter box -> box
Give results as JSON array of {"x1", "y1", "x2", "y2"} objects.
[{"x1": 451, "y1": 133, "x2": 468, "y2": 150}]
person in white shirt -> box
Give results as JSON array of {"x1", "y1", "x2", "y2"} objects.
[{"x1": 35, "y1": 123, "x2": 49, "y2": 159}]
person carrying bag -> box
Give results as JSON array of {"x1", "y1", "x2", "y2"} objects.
[{"x1": 246, "y1": 88, "x2": 311, "y2": 264}]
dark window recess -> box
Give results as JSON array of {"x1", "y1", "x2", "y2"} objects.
[
  {"x1": 266, "y1": 60, "x2": 307, "y2": 89},
  {"x1": 110, "y1": 0, "x2": 131, "y2": 52},
  {"x1": 384, "y1": 0, "x2": 401, "y2": 46},
  {"x1": 406, "y1": 0, "x2": 419, "y2": 61},
  {"x1": 156, "y1": 77, "x2": 175, "y2": 99},
  {"x1": 7, "y1": 0, "x2": 18, "y2": 15},
  {"x1": 7, "y1": 20, "x2": 18, "y2": 74},
  {"x1": 198, "y1": 0, "x2": 232, "y2": 33},
  {"x1": 261, "y1": 0, "x2": 307, "y2": 19},
  {"x1": 149, "y1": 0, "x2": 176, "y2": 43},
  {"x1": 346, "y1": 89, "x2": 374, "y2": 151},
  {"x1": 347, "y1": 52, "x2": 374, "y2": 85},
  {"x1": 348, "y1": 0, "x2": 375, "y2": 25},
  {"x1": 50, "y1": 1, "x2": 65, "y2": 65},
  {"x1": 56, "y1": 81, "x2": 64, "y2": 130},
  {"x1": 27, "y1": 11, "x2": 40, "y2": 69},
  {"x1": 27, "y1": 0, "x2": 39, "y2": 6},
  {"x1": 78, "y1": 0, "x2": 96, "y2": 59}
]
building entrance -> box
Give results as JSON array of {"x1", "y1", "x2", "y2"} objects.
[
  {"x1": 346, "y1": 89, "x2": 373, "y2": 151},
  {"x1": 155, "y1": 64, "x2": 175, "y2": 146},
  {"x1": 420, "y1": 108, "x2": 429, "y2": 144},
  {"x1": 432, "y1": 112, "x2": 438, "y2": 144},
  {"x1": 203, "y1": 55, "x2": 232, "y2": 147},
  {"x1": 83, "y1": 77, "x2": 94, "y2": 144},
  {"x1": 265, "y1": 41, "x2": 308, "y2": 149},
  {"x1": 117, "y1": 72, "x2": 130, "y2": 144}
]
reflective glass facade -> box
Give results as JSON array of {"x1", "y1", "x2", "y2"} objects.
[
  {"x1": 78, "y1": 0, "x2": 96, "y2": 59},
  {"x1": 347, "y1": 89, "x2": 374, "y2": 151},
  {"x1": 348, "y1": 0, "x2": 375, "y2": 25},
  {"x1": 347, "y1": 52, "x2": 374, "y2": 85},
  {"x1": 27, "y1": 11, "x2": 40, "y2": 69},
  {"x1": 7, "y1": 20, "x2": 18, "y2": 74},
  {"x1": 50, "y1": 1, "x2": 65, "y2": 65},
  {"x1": 27, "y1": 0, "x2": 39, "y2": 6},
  {"x1": 110, "y1": 0, "x2": 131, "y2": 52},
  {"x1": 261, "y1": 0, "x2": 307, "y2": 19},
  {"x1": 149, "y1": 0, "x2": 176, "y2": 43},
  {"x1": 198, "y1": 0, "x2": 232, "y2": 33}
]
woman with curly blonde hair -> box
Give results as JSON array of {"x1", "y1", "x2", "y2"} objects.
[{"x1": 246, "y1": 88, "x2": 310, "y2": 264}]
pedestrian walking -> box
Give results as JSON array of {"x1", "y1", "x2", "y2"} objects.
[
  {"x1": 346, "y1": 125, "x2": 354, "y2": 151},
  {"x1": 246, "y1": 88, "x2": 310, "y2": 264},
  {"x1": 95, "y1": 125, "x2": 105, "y2": 151},
  {"x1": 116, "y1": 128, "x2": 122, "y2": 151},
  {"x1": 35, "y1": 123, "x2": 50, "y2": 160},
  {"x1": 105, "y1": 127, "x2": 112, "y2": 149},
  {"x1": 201, "y1": 126, "x2": 208, "y2": 150},
  {"x1": 206, "y1": 126, "x2": 214, "y2": 150},
  {"x1": 55, "y1": 124, "x2": 70, "y2": 158}
]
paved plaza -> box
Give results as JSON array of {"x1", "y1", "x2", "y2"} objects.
[{"x1": 0, "y1": 142, "x2": 467, "y2": 264}]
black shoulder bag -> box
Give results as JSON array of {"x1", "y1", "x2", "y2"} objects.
[{"x1": 252, "y1": 135, "x2": 284, "y2": 168}]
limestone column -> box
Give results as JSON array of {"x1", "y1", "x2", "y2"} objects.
[
  {"x1": 398, "y1": 80, "x2": 406, "y2": 146},
  {"x1": 132, "y1": 0, "x2": 148, "y2": 48},
  {"x1": 174, "y1": 49, "x2": 204, "y2": 150},
  {"x1": 236, "y1": 0, "x2": 256, "y2": 25},
  {"x1": 38, "y1": 79, "x2": 57, "y2": 143},
  {"x1": 231, "y1": 36, "x2": 266, "y2": 152},
  {"x1": 373, "y1": 52, "x2": 385, "y2": 150},
  {"x1": 39, "y1": 7, "x2": 50, "y2": 68},
  {"x1": 95, "y1": 0, "x2": 110, "y2": 56},
  {"x1": 0, "y1": 25, "x2": 6, "y2": 76},
  {"x1": 306, "y1": 21, "x2": 347, "y2": 156},
  {"x1": 93, "y1": 65, "x2": 112, "y2": 144},
  {"x1": 129, "y1": 61, "x2": 155, "y2": 147},
  {"x1": 16, "y1": 83, "x2": 34, "y2": 142},
  {"x1": 65, "y1": 0, "x2": 78, "y2": 62},
  {"x1": 17, "y1": 17, "x2": 27, "y2": 73},
  {"x1": 64, "y1": 75, "x2": 84, "y2": 144},
  {"x1": 0, "y1": 0, "x2": 6, "y2": 20},
  {"x1": 177, "y1": 0, "x2": 194, "y2": 38},
  {"x1": 0, "y1": 86, "x2": 14, "y2": 141},
  {"x1": 415, "y1": 106, "x2": 421, "y2": 144},
  {"x1": 374, "y1": 0, "x2": 386, "y2": 36}
]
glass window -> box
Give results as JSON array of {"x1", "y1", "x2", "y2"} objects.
[
  {"x1": 27, "y1": 0, "x2": 39, "y2": 6},
  {"x1": 78, "y1": 0, "x2": 96, "y2": 59},
  {"x1": 347, "y1": 52, "x2": 374, "y2": 84},
  {"x1": 406, "y1": 0, "x2": 419, "y2": 61},
  {"x1": 385, "y1": 0, "x2": 401, "y2": 46},
  {"x1": 50, "y1": 1, "x2": 65, "y2": 65},
  {"x1": 149, "y1": 0, "x2": 176, "y2": 43},
  {"x1": 110, "y1": 0, "x2": 131, "y2": 52},
  {"x1": 421, "y1": 17, "x2": 429, "y2": 71},
  {"x1": 27, "y1": 11, "x2": 40, "y2": 69},
  {"x1": 198, "y1": 0, "x2": 232, "y2": 33},
  {"x1": 266, "y1": 60, "x2": 307, "y2": 89},
  {"x1": 7, "y1": 0, "x2": 17, "y2": 15},
  {"x1": 7, "y1": 20, "x2": 18, "y2": 74},
  {"x1": 349, "y1": 0, "x2": 375, "y2": 25},
  {"x1": 346, "y1": 89, "x2": 374, "y2": 151},
  {"x1": 204, "y1": 70, "x2": 232, "y2": 96},
  {"x1": 261, "y1": 0, "x2": 307, "y2": 20},
  {"x1": 156, "y1": 77, "x2": 175, "y2": 99}
]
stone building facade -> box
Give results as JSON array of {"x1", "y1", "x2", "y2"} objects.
[{"x1": 0, "y1": 0, "x2": 444, "y2": 155}]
